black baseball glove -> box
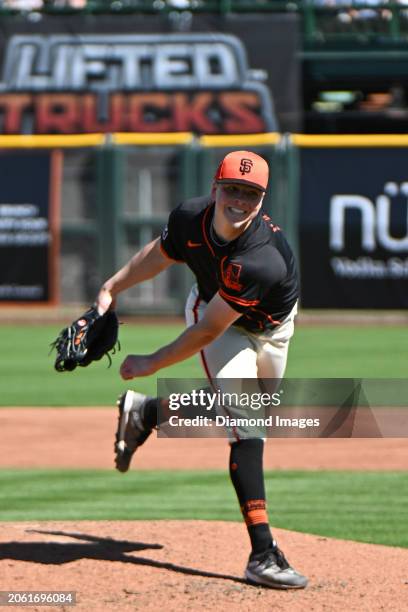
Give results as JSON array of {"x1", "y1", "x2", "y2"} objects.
[{"x1": 50, "y1": 306, "x2": 120, "y2": 372}]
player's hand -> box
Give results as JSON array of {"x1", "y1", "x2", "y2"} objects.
[
  {"x1": 120, "y1": 354, "x2": 156, "y2": 379},
  {"x1": 95, "y1": 287, "x2": 116, "y2": 316}
]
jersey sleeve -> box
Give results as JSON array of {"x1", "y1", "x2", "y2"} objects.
[
  {"x1": 218, "y1": 251, "x2": 286, "y2": 314},
  {"x1": 160, "y1": 205, "x2": 185, "y2": 262}
]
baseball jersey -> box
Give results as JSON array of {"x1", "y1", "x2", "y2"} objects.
[{"x1": 160, "y1": 195, "x2": 299, "y2": 332}]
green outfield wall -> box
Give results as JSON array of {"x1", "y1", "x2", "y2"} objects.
[{"x1": 2, "y1": 133, "x2": 408, "y2": 311}]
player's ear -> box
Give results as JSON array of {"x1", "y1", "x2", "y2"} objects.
[{"x1": 210, "y1": 180, "x2": 217, "y2": 200}]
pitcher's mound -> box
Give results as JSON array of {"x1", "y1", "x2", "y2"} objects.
[{"x1": 1, "y1": 520, "x2": 407, "y2": 611}]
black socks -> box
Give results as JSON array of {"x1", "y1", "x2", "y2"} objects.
[{"x1": 229, "y1": 438, "x2": 273, "y2": 554}]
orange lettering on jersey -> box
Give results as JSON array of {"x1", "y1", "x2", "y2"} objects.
[
  {"x1": 262, "y1": 214, "x2": 280, "y2": 232},
  {"x1": 187, "y1": 240, "x2": 203, "y2": 248},
  {"x1": 221, "y1": 258, "x2": 243, "y2": 291}
]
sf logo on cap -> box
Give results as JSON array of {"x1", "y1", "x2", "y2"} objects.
[{"x1": 239, "y1": 158, "x2": 253, "y2": 175}]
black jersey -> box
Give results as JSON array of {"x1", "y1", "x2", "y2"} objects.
[{"x1": 161, "y1": 195, "x2": 299, "y2": 333}]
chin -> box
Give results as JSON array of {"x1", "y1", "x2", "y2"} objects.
[
  {"x1": 230, "y1": 219, "x2": 248, "y2": 230},
  {"x1": 224, "y1": 210, "x2": 250, "y2": 225}
]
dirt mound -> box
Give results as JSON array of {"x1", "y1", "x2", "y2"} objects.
[{"x1": 1, "y1": 521, "x2": 407, "y2": 611}]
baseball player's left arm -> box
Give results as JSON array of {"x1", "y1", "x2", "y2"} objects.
[{"x1": 120, "y1": 292, "x2": 241, "y2": 379}]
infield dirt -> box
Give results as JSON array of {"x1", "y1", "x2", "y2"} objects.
[{"x1": 1, "y1": 408, "x2": 408, "y2": 470}]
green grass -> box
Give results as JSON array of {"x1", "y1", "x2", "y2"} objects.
[
  {"x1": 0, "y1": 323, "x2": 197, "y2": 406},
  {"x1": 0, "y1": 469, "x2": 407, "y2": 548},
  {"x1": 0, "y1": 324, "x2": 406, "y2": 406},
  {"x1": 286, "y1": 327, "x2": 408, "y2": 378}
]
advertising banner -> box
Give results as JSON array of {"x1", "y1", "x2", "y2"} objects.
[
  {"x1": 0, "y1": 14, "x2": 300, "y2": 134},
  {"x1": 0, "y1": 151, "x2": 60, "y2": 303},
  {"x1": 300, "y1": 147, "x2": 408, "y2": 308}
]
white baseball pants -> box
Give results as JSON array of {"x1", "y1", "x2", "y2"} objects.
[{"x1": 185, "y1": 284, "x2": 298, "y2": 440}]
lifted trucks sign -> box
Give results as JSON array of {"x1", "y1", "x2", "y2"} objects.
[{"x1": 0, "y1": 33, "x2": 277, "y2": 134}]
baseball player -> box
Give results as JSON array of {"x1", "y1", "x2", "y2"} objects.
[{"x1": 95, "y1": 150, "x2": 307, "y2": 590}]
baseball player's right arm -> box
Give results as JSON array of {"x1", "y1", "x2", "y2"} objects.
[
  {"x1": 119, "y1": 292, "x2": 242, "y2": 379},
  {"x1": 95, "y1": 237, "x2": 174, "y2": 314}
]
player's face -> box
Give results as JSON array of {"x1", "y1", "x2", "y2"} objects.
[{"x1": 214, "y1": 182, "x2": 264, "y2": 236}]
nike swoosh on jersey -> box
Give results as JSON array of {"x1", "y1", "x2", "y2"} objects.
[{"x1": 187, "y1": 240, "x2": 203, "y2": 248}]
